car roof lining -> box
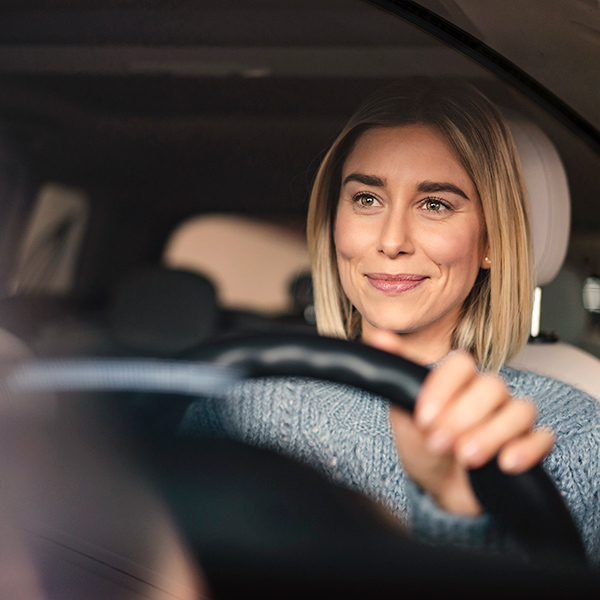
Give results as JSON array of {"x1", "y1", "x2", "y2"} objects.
[{"x1": 367, "y1": 0, "x2": 600, "y2": 155}]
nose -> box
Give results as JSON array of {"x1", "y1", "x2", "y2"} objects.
[{"x1": 376, "y1": 210, "x2": 414, "y2": 258}]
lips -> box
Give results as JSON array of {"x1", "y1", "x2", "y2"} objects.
[{"x1": 365, "y1": 273, "x2": 427, "y2": 294}]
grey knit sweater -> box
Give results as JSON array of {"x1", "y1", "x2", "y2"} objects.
[{"x1": 180, "y1": 365, "x2": 600, "y2": 566}]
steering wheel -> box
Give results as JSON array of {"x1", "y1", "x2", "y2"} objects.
[
  {"x1": 192, "y1": 333, "x2": 586, "y2": 567},
  {"x1": 4, "y1": 332, "x2": 587, "y2": 575}
]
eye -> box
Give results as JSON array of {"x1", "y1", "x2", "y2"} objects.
[
  {"x1": 423, "y1": 198, "x2": 450, "y2": 212},
  {"x1": 353, "y1": 192, "x2": 379, "y2": 207}
]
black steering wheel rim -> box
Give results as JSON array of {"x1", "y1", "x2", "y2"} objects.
[
  {"x1": 191, "y1": 332, "x2": 586, "y2": 567},
  {"x1": 3, "y1": 332, "x2": 586, "y2": 567}
]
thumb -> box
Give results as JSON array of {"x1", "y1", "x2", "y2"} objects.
[{"x1": 365, "y1": 329, "x2": 404, "y2": 355}]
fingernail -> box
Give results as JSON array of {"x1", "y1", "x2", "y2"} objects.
[
  {"x1": 498, "y1": 452, "x2": 522, "y2": 474},
  {"x1": 427, "y1": 430, "x2": 452, "y2": 454},
  {"x1": 457, "y1": 440, "x2": 481, "y2": 465}
]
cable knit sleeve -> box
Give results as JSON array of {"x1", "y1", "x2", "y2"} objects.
[
  {"x1": 404, "y1": 479, "x2": 493, "y2": 547},
  {"x1": 180, "y1": 377, "x2": 410, "y2": 522}
]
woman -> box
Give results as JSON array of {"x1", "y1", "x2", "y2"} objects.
[{"x1": 182, "y1": 80, "x2": 600, "y2": 564}]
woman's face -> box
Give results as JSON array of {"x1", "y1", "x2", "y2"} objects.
[{"x1": 334, "y1": 124, "x2": 489, "y2": 362}]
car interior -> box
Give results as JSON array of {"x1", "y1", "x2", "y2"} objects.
[
  {"x1": 1, "y1": 0, "x2": 600, "y2": 597},
  {"x1": 0, "y1": 1, "x2": 597, "y2": 358}
]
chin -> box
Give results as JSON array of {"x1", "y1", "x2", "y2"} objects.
[{"x1": 362, "y1": 314, "x2": 422, "y2": 336}]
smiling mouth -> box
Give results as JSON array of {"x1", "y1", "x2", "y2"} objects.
[{"x1": 365, "y1": 273, "x2": 427, "y2": 294}]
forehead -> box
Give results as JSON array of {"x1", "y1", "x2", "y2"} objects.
[{"x1": 343, "y1": 125, "x2": 474, "y2": 188}]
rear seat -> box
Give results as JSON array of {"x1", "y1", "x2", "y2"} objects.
[{"x1": 162, "y1": 213, "x2": 311, "y2": 316}]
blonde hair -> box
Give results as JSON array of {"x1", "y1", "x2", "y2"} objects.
[{"x1": 307, "y1": 80, "x2": 533, "y2": 372}]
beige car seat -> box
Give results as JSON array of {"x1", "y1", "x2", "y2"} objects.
[
  {"x1": 506, "y1": 114, "x2": 600, "y2": 399},
  {"x1": 163, "y1": 214, "x2": 310, "y2": 316}
]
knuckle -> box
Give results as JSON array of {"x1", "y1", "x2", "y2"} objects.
[
  {"x1": 514, "y1": 399, "x2": 537, "y2": 423},
  {"x1": 480, "y1": 373, "x2": 509, "y2": 399},
  {"x1": 536, "y1": 426, "x2": 556, "y2": 446}
]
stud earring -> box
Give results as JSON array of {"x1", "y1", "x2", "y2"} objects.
[{"x1": 484, "y1": 256, "x2": 491, "y2": 266}]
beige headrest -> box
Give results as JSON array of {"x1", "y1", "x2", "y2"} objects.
[
  {"x1": 162, "y1": 214, "x2": 310, "y2": 314},
  {"x1": 506, "y1": 114, "x2": 571, "y2": 286}
]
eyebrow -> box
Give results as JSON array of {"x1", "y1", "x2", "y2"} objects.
[
  {"x1": 342, "y1": 173, "x2": 385, "y2": 187},
  {"x1": 342, "y1": 173, "x2": 470, "y2": 200},
  {"x1": 417, "y1": 180, "x2": 469, "y2": 200}
]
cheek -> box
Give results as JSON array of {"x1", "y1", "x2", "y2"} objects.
[
  {"x1": 333, "y1": 214, "x2": 367, "y2": 304},
  {"x1": 425, "y1": 226, "x2": 483, "y2": 276},
  {"x1": 333, "y1": 213, "x2": 358, "y2": 262},
  {"x1": 333, "y1": 210, "x2": 376, "y2": 264}
]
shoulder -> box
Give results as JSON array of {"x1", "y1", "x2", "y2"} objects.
[
  {"x1": 500, "y1": 364, "x2": 600, "y2": 444},
  {"x1": 500, "y1": 364, "x2": 597, "y2": 410}
]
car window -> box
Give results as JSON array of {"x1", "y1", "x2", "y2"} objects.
[{"x1": 11, "y1": 182, "x2": 89, "y2": 296}]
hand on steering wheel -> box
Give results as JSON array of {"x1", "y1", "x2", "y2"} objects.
[{"x1": 367, "y1": 330, "x2": 555, "y2": 517}]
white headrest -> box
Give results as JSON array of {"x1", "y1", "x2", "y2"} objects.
[{"x1": 505, "y1": 114, "x2": 571, "y2": 286}]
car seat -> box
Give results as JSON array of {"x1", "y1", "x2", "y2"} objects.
[
  {"x1": 505, "y1": 114, "x2": 600, "y2": 400},
  {"x1": 109, "y1": 266, "x2": 220, "y2": 357},
  {"x1": 162, "y1": 213, "x2": 310, "y2": 316}
]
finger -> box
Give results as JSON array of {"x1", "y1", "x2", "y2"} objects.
[
  {"x1": 389, "y1": 405, "x2": 424, "y2": 453},
  {"x1": 389, "y1": 405, "x2": 483, "y2": 516},
  {"x1": 389, "y1": 404, "x2": 413, "y2": 430},
  {"x1": 497, "y1": 428, "x2": 555, "y2": 474},
  {"x1": 365, "y1": 329, "x2": 405, "y2": 355},
  {"x1": 452, "y1": 399, "x2": 538, "y2": 468},
  {"x1": 425, "y1": 374, "x2": 510, "y2": 454},
  {"x1": 415, "y1": 352, "x2": 478, "y2": 429}
]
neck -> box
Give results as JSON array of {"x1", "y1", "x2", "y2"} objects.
[{"x1": 361, "y1": 320, "x2": 453, "y2": 366}]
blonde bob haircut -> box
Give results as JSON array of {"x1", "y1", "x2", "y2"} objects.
[{"x1": 307, "y1": 79, "x2": 533, "y2": 372}]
